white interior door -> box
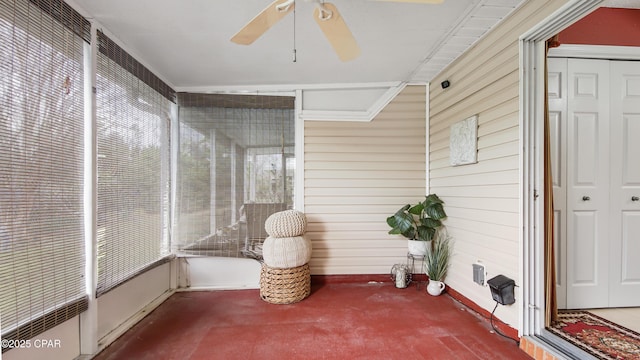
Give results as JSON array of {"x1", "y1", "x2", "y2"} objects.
[
  {"x1": 547, "y1": 58, "x2": 568, "y2": 309},
  {"x1": 551, "y1": 57, "x2": 640, "y2": 309},
  {"x1": 608, "y1": 61, "x2": 640, "y2": 307},
  {"x1": 565, "y1": 58, "x2": 611, "y2": 309}
]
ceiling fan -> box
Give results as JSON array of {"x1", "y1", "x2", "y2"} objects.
[{"x1": 230, "y1": 0, "x2": 444, "y2": 62}]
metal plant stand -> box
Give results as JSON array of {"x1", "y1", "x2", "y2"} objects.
[{"x1": 407, "y1": 253, "x2": 427, "y2": 290}]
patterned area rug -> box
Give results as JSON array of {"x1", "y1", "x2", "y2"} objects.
[{"x1": 548, "y1": 310, "x2": 640, "y2": 359}]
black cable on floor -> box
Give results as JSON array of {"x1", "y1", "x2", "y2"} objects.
[{"x1": 490, "y1": 301, "x2": 519, "y2": 345}]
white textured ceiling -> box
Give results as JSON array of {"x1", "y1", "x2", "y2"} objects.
[{"x1": 67, "y1": 0, "x2": 527, "y2": 90}]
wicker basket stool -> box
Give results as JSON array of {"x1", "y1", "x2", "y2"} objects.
[{"x1": 260, "y1": 263, "x2": 311, "y2": 304}]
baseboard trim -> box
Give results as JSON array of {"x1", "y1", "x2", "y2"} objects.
[
  {"x1": 97, "y1": 289, "x2": 175, "y2": 353},
  {"x1": 446, "y1": 286, "x2": 520, "y2": 342},
  {"x1": 176, "y1": 285, "x2": 259, "y2": 291},
  {"x1": 310, "y1": 273, "x2": 428, "y2": 285},
  {"x1": 311, "y1": 274, "x2": 389, "y2": 284}
]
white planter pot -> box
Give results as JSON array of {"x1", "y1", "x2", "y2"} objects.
[
  {"x1": 427, "y1": 279, "x2": 446, "y2": 296},
  {"x1": 407, "y1": 240, "x2": 428, "y2": 256}
]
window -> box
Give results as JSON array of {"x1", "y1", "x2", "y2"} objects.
[
  {"x1": 95, "y1": 31, "x2": 173, "y2": 295},
  {"x1": 0, "y1": 0, "x2": 89, "y2": 345},
  {"x1": 175, "y1": 94, "x2": 295, "y2": 258}
]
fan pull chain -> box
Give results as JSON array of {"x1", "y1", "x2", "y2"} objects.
[{"x1": 292, "y1": 0, "x2": 297, "y2": 62}]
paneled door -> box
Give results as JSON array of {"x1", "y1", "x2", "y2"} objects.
[
  {"x1": 565, "y1": 58, "x2": 610, "y2": 309},
  {"x1": 608, "y1": 61, "x2": 640, "y2": 307},
  {"x1": 549, "y1": 58, "x2": 640, "y2": 309},
  {"x1": 548, "y1": 58, "x2": 568, "y2": 308}
]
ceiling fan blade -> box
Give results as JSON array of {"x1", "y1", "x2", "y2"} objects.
[
  {"x1": 231, "y1": 0, "x2": 295, "y2": 45},
  {"x1": 372, "y1": 0, "x2": 444, "y2": 3},
  {"x1": 313, "y1": 3, "x2": 361, "y2": 62}
]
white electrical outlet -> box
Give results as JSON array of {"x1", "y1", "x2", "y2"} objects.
[{"x1": 472, "y1": 262, "x2": 485, "y2": 286}]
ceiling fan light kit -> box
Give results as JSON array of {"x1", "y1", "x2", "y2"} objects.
[
  {"x1": 230, "y1": 0, "x2": 444, "y2": 61},
  {"x1": 275, "y1": 0, "x2": 295, "y2": 12}
]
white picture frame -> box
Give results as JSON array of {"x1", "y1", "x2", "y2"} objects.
[{"x1": 450, "y1": 115, "x2": 478, "y2": 166}]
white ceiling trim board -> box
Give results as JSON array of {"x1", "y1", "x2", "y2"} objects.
[
  {"x1": 300, "y1": 82, "x2": 408, "y2": 122},
  {"x1": 175, "y1": 81, "x2": 403, "y2": 94},
  {"x1": 548, "y1": 44, "x2": 640, "y2": 60}
]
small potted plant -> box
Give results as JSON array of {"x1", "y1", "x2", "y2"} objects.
[
  {"x1": 424, "y1": 233, "x2": 452, "y2": 296},
  {"x1": 386, "y1": 194, "x2": 447, "y2": 256}
]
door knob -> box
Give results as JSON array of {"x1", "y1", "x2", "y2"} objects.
[
  {"x1": 582, "y1": 196, "x2": 590, "y2": 201},
  {"x1": 633, "y1": 196, "x2": 639, "y2": 202}
]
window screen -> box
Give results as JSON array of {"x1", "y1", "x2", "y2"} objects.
[
  {"x1": 96, "y1": 31, "x2": 173, "y2": 295},
  {"x1": 175, "y1": 94, "x2": 295, "y2": 258},
  {"x1": 0, "y1": 0, "x2": 89, "y2": 346}
]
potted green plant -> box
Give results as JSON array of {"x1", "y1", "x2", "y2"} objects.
[
  {"x1": 424, "y1": 233, "x2": 452, "y2": 296},
  {"x1": 386, "y1": 194, "x2": 447, "y2": 256}
]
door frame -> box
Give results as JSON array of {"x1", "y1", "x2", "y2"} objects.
[{"x1": 519, "y1": 0, "x2": 604, "y2": 338}]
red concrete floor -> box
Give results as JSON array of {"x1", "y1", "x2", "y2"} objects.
[{"x1": 93, "y1": 280, "x2": 532, "y2": 360}]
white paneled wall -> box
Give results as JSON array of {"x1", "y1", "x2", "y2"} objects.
[
  {"x1": 428, "y1": 0, "x2": 571, "y2": 328},
  {"x1": 304, "y1": 85, "x2": 427, "y2": 275}
]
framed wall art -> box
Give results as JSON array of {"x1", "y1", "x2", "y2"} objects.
[{"x1": 450, "y1": 115, "x2": 478, "y2": 166}]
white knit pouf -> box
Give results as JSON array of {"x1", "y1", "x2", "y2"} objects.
[
  {"x1": 262, "y1": 235, "x2": 312, "y2": 268},
  {"x1": 264, "y1": 210, "x2": 307, "y2": 238}
]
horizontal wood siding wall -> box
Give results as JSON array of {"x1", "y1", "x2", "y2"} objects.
[
  {"x1": 304, "y1": 85, "x2": 426, "y2": 275},
  {"x1": 428, "y1": 0, "x2": 568, "y2": 327}
]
